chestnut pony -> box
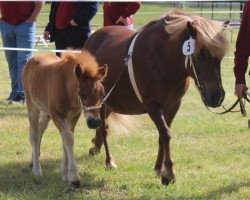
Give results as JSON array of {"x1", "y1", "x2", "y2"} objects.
[
  {"x1": 22, "y1": 51, "x2": 107, "y2": 186},
  {"x1": 84, "y1": 11, "x2": 229, "y2": 185}
]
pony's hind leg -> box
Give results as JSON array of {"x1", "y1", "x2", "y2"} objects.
[
  {"x1": 27, "y1": 100, "x2": 43, "y2": 176},
  {"x1": 52, "y1": 115, "x2": 80, "y2": 187},
  {"x1": 89, "y1": 108, "x2": 117, "y2": 168}
]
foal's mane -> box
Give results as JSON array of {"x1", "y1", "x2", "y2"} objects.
[
  {"x1": 61, "y1": 50, "x2": 99, "y2": 77},
  {"x1": 143, "y1": 10, "x2": 229, "y2": 59}
]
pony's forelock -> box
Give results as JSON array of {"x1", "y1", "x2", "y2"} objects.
[{"x1": 164, "y1": 10, "x2": 229, "y2": 59}]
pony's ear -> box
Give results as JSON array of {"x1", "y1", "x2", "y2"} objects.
[
  {"x1": 97, "y1": 64, "x2": 108, "y2": 82},
  {"x1": 187, "y1": 21, "x2": 197, "y2": 38},
  {"x1": 75, "y1": 63, "x2": 82, "y2": 79}
]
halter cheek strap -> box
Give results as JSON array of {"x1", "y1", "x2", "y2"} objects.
[{"x1": 185, "y1": 55, "x2": 203, "y2": 92}]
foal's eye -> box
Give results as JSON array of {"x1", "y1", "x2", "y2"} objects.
[{"x1": 79, "y1": 92, "x2": 87, "y2": 100}]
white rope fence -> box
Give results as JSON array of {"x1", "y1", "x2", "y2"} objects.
[
  {"x1": 0, "y1": 47, "x2": 236, "y2": 59},
  {"x1": 0, "y1": 47, "x2": 81, "y2": 53}
]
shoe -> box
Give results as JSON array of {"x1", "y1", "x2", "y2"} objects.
[{"x1": 8, "y1": 96, "x2": 25, "y2": 105}]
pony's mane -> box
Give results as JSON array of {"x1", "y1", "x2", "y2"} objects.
[
  {"x1": 142, "y1": 10, "x2": 229, "y2": 59},
  {"x1": 61, "y1": 50, "x2": 99, "y2": 77},
  {"x1": 166, "y1": 10, "x2": 229, "y2": 58}
]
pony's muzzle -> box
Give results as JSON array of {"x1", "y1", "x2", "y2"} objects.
[
  {"x1": 203, "y1": 88, "x2": 225, "y2": 108},
  {"x1": 86, "y1": 117, "x2": 102, "y2": 129}
]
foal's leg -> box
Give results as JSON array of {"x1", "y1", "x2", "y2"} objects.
[
  {"x1": 146, "y1": 102, "x2": 176, "y2": 185},
  {"x1": 37, "y1": 112, "x2": 51, "y2": 157},
  {"x1": 154, "y1": 102, "x2": 181, "y2": 180},
  {"x1": 61, "y1": 112, "x2": 81, "y2": 182},
  {"x1": 27, "y1": 99, "x2": 42, "y2": 176},
  {"x1": 52, "y1": 115, "x2": 80, "y2": 186}
]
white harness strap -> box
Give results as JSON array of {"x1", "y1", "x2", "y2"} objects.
[{"x1": 127, "y1": 33, "x2": 143, "y2": 103}]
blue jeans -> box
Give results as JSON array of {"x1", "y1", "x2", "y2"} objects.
[{"x1": 0, "y1": 21, "x2": 36, "y2": 100}]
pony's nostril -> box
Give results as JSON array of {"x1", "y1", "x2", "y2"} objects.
[{"x1": 96, "y1": 119, "x2": 102, "y2": 127}]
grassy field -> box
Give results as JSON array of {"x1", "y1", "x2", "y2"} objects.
[{"x1": 0, "y1": 3, "x2": 249, "y2": 200}]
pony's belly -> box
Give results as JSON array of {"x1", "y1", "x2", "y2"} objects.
[{"x1": 106, "y1": 101, "x2": 146, "y2": 115}]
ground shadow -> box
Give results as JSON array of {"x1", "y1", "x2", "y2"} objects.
[{"x1": 0, "y1": 155, "x2": 108, "y2": 199}]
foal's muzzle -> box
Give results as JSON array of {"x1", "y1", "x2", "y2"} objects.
[{"x1": 86, "y1": 117, "x2": 102, "y2": 129}]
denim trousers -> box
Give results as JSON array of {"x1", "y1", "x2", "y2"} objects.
[{"x1": 0, "y1": 21, "x2": 36, "y2": 100}]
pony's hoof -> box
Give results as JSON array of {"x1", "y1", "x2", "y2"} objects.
[
  {"x1": 89, "y1": 147, "x2": 100, "y2": 155},
  {"x1": 71, "y1": 181, "x2": 80, "y2": 188},
  {"x1": 161, "y1": 177, "x2": 172, "y2": 186},
  {"x1": 106, "y1": 160, "x2": 118, "y2": 169}
]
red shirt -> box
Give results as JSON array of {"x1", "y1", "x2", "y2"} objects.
[
  {"x1": 234, "y1": 1, "x2": 250, "y2": 84},
  {"x1": 0, "y1": 1, "x2": 35, "y2": 25},
  {"x1": 55, "y1": 2, "x2": 77, "y2": 30},
  {"x1": 103, "y1": 2, "x2": 141, "y2": 27}
]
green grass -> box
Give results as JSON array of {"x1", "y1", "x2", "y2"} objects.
[{"x1": 0, "y1": 3, "x2": 249, "y2": 200}]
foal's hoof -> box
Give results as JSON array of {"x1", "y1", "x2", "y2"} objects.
[
  {"x1": 89, "y1": 147, "x2": 100, "y2": 155},
  {"x1": 71, "y1": 181, "x2": 80, "y2": 188}
]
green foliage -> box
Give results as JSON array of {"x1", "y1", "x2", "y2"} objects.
[{"x1": 0, "y1": 3, "x2": 249, "y2": 200}]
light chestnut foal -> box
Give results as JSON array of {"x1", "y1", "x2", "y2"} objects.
[{"x1": 22, "y1": 51, "x2": 107, "y2": 186}]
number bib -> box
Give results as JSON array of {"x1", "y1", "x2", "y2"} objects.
[{"x1": 182, "y1": 37, "x2": 195, "y2": 55}]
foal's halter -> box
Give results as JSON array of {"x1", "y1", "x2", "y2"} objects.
[{"x1": 78, "y1": 96, "x2": 102, "y2": 112}]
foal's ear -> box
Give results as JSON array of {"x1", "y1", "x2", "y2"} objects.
[
  {"x1": 187, "y1": 21, "x2": 196, "y2": 38},
  {"x1": 97, "y1": 64, "x2": 108, "y2": 82},
  {"x1": 75, "y1": 63, "x2": 82, "y2": 79},
  {"x1": 223, "y1": 20, "x2": 230, "y2": 29}
]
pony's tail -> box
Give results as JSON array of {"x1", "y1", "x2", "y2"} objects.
[{"x1": 107, "y1": 113, "x2": 144, "y2": 135}]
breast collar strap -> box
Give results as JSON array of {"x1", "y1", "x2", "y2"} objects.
[{"x1": 126, "y1": 32, "x2": 143, "y2": 103}]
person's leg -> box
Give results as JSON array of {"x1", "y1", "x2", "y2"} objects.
[
  {"x1": 66, "y1": 26, "x2": 88, "y2": 49},
  {"x1": 0, "y1": 21, "x2": 19, "y2": 100},
  {"x1": 54, "y1": 29, "x2": 68, "y2": 57},
  {"x1": 16, "y1": 21, "x2": 36, "y2": 100}
]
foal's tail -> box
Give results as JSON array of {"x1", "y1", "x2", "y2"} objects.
[
  {"x1": 22, "y1": 57, "x2": 38, "y2": 95},
  {"x1": 107, "y1": 113, "x2": 145, "y2": 135}
]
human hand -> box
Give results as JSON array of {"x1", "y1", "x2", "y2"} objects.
[
  {"x1": 43, "y1": 31, "x2": 50, "y2": 40},
  {"x1": 116, "y1": 16, "x2": 130, "y2": 26},
  {"x1": 235, "y1": 84, "x2": 248, "y2": 98},
  {"x1": 70, "y1": 19, "x2": 78, "y2": 26}
]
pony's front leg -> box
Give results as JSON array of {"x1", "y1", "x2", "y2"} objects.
[
  {"x1": 154, "y1": 102, "x2": 181, "y2": 181},
  {"x1": 147, "y1": 102, "x2": 176, "y2": 186}
]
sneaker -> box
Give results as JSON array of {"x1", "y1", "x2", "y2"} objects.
[{"x1": 8, "y1": 96, "x2": 25, "y2": 105}]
